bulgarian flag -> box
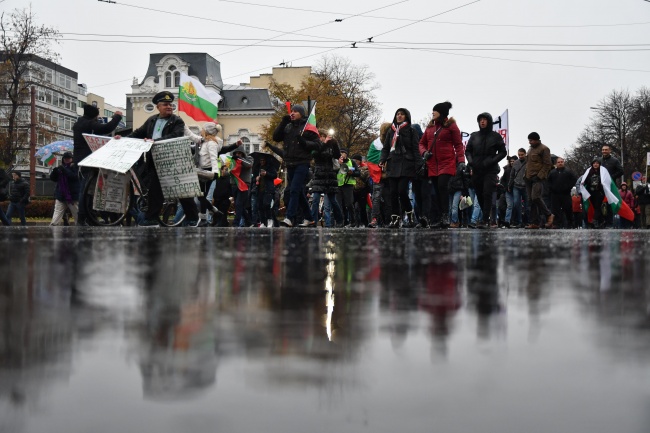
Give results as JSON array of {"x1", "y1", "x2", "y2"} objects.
[
  {"x1": 301, "y1": 102, "x2": 319, "y2": 136},
  {"x1": 366, "y1": 137, "x2": 383, "y2": 184},
  {"x1": 42, "y1": 152, "x2": 56, "y2": 166},
  {"x1": 222, "y1": 155, "x2": 249, "y2": 192},
  {"x1": 178, "y1": 72, "x2": 221, "y2": 122},
  {"x1": 579, "y1": 166, "x2": 635, "y2": 222}
]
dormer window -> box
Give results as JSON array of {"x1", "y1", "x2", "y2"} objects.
[{"x1": 165, "y1": 65, "x2": 180, "y2": 88}]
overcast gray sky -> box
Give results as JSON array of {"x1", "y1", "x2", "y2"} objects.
[{"x1": 5, "y1": 0, "x2": 650, "y2": 158}]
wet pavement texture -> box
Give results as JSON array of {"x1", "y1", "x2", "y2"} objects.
[{"x1": 1, "y1": 227, "x2": 650, "y2": 433}]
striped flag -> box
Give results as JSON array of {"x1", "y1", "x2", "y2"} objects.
[
  {"x1": 301, "y1": 102, "x2": 319, "y2": 136},
  {"x1": 222, "y1": 155, "x2": 249, "y2": 191},
  {"x1": 178, "y1": 72, "x2": 221, "y2": 122},
  {"x1": 366, "y1": 137, "x2": 383, "y2": 184},
  {"x1": 580, "y1": 167, "x2": 635, "y2": 222}
]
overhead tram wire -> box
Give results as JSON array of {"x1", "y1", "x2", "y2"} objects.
[{"x1": 219, "y1": 0, "x2": 650, "y2": 28}]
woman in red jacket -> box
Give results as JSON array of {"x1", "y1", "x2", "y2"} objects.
[
  {"x1": 418, "y1": 101, "x2": 465, "y2": 228},
  {"x1": 620, "y1": 182, "x2": 635, "y2": 228}
]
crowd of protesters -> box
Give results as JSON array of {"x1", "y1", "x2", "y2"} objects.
[{"x1": 2, "y1": 92, "x2": 649, "y2": 229}]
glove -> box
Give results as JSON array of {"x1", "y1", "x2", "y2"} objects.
[
  {"x1": 297, "y1": 136, "x2": 307, "y2": 146},
  {"x1": 423, "y1": 151, "x2": 432, "y2": 160},
  {"x1": 456, "y1": 162, "x2": 466, "y2": 175},
  {"x1": 281, "y1": 115, "x2": 291, "y2": 124}
]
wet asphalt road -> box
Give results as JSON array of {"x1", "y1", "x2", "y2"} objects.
[{"x1": 1, "y1": 227, "x2": 649, "y2": 433}]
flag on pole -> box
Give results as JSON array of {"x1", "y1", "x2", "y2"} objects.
[
  {"x1": 178, "y1": 72, "x2": 221, "y2": 122},
  {"x1": 366, "y1": 137, "x2": 384, "y2": 184},
  {"x1": 301, "y1": 102, "x2": 319, "y2": 136},
  {"x1": 42, "y1": 153, "x2": 56, "y2": 166}
]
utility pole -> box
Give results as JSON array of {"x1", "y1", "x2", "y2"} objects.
[{"x1": 29, "y1": 86, "x2": 36, "y2": 196}]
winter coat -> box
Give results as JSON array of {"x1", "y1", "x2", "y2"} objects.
[
  {"x1": 72, "y1": 113, "x2": 123, "y2": 165},
  {"x1": 380, "y1": 108, "x2": 420, "y2": 178},
  {"x1": 8, "y1": 178, "x2": 30, "y2": 204},
  {"x1": 129, "y1": 114, "x2": 185, "y2": 142},
  {"x1": 418, "y1": 117, "x2": 465, "y2": 177},
  {"x1": 599, "y1": 155, "x2": 623, "y2": 181},
  {"x1": 635, "y1": 183, "x2": 650, "y2": 205},
  {"x1": 500, "y1": 164, "x2": 512, "y2": 188},
  {"x1": 508, "y1": 158, "x2": 527, "y2": 189},
  {"x1": 548, "y1": 167, "x2": 578, "y2": 195},
  {"x1": 465, "y1": 113, "x2": 506, "y2": 175},
  {"x1": 50, "y1": 163, "x2": 80, "y2": 202},
  {"x1": 620, "y1": 188, "x2": 635, "y2": 209},
  {"x1": 198, "y1": 138, "x2": 222, "y2": 173},
  {"x1": 525, "y1": 142, "x2": 552, "y2": 180},
  {"x1": 230, "y1": 145, "x2": 254, "y2": 184},
  {"x1": 310, "y1": 138, "x2": 341, "y2": 194},
  {"x1": 272, "y1": 116, "x2": 319, "y2": 167}
]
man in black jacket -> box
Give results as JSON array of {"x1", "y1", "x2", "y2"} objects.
[
  {"x1": 547, "y1": 157, "x2": 577, "y2": 228},
  {"x1": 598, "y1": 145, "x2": 623, "y2": 183},
  {"x1": 6, "y1": 171, "x2": 30, "y2": 226},
  {"x1": 0, "y1": 167, "x2": 10, "y2": 225},
  {"x1": 272, "y1": 104, "x2": 319, "y2": 227},
  {"x1": 635, "y1": 175, "x2": 650, "y2": 228},
  {"x1": 465, "y1": 112, "x2": 507, "y2": 228},
  {"x1": 128, "y1": 91, "x2": 199, "y2": 226},
  {"x1": 73, "y1": 104, "x2": 123, "y2": 225}
]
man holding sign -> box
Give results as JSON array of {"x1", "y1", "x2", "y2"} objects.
[
  {"x1": 127, "y1": 91, "x2": 200, "y2": 226},
  {"x1": 73, "y1": 104, "x2": 123, "y2": 225}
]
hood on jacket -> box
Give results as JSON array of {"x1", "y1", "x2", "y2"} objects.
[
  {"x1": 392, "y1": 107, "x2": 412, "y2": 125},
  {"x1": 232, "y1": 144, "x2": 249, "y2": 158},
  {"x1": 476, "y1": 112, "x2": 494, "y2": 131}
]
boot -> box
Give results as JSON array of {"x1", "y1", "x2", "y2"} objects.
[
  {"x1": 404, "y1": 211, "x2": 415, "y2": 228},
  {"x1": 415, "y1": 216, "x2": 429, "y2": 229},
  {"x1": 389, "y1": 214, "x2": 400, "y2": 228},
  {"x1": 441, "y1": 213, "x2": 450, "y2": 228}
]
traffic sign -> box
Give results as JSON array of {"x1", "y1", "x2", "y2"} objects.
[{"x1": 632, "y1": 171, "x2": 642, "y2": 181}]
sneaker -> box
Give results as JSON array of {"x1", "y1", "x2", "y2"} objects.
[
  {"x1": 545, "y1": 214, "x2": 555, "y2": 229},
  {"x1": 281, "y1": 218, "x2": 293, "y2": 227},
  {"x1": 267, "y1": 219, "x2": 274, "y2": 228},
  {"x1": 139, "y1": 218, "x2": 160, "y2": 227},
  {"x1": 183, "y1": 220, "x2": 200, "y2": 227},
  {"x1": 299, "y1": 219, "x2": 316, "y2": 227}
]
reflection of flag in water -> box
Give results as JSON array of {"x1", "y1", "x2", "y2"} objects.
[
  {"x1": 222, "y1": 155, "x2": 248, "y2": 191},
  {"x1": 581, "y1": 167, "x2": 635, "y2": 222},
  {"x1": 366, "y1": 137, "x2": 383, "y2": 184}
]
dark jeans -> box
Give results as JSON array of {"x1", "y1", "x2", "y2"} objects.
[
  {"x1": 472, "y1": 172, "x2": 498, "y2": 223},
  {"x1": 353, "y1": 189, "x2": 369, "y2": 226},
  {"x1": 429, "y1": 174, "x2": 451, "y2": 221},
  {"x1": 311, "y1": 191, "x2": 343, "y2": 226},
  {"x1": 338, "y1": 185, "x2": 355, "y2": 225},
  {"x1": 6, "y1": 202, "x2": 26, "y2": 226},
  {"x1": 0, "y1": 206, "x2": 9, "y2": 226},
  {"x1": 77, "y1": 167, "x2": 93, "y2": 223},
  {"x1": 389, "y1": 177, "x2": 412, "y2": 215},
  {"x1": 233, "y1": 185, "x2": 250, "y2": 227},
  {"x1": 286, "y1": 164, "x2": 313, "y2": 223}
]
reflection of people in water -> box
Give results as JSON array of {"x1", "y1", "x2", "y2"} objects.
[
  {"x1": 138, "y1": 238, "x2": 218, "y2": 400},
  {"x1": 467, "y1": 234, "x2": 503, "y2": 340}
]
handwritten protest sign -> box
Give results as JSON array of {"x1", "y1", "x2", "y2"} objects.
[
  {"x1": 82, "y1": 134, "x2": 112, "y2": 153},
  {"x1": 79, "y1": 138, "x2": 153, "y2": 173},
  {"x1": 93, "y1": 169, "x2": 130, "y2": 213},
  {"x1": 151, "y1": 137, "x2": 202, "y2": 199}
]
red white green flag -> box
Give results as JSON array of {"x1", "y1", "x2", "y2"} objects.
[
  {"x1": 366, "y1": 137, "x2": 383, "y2": 183},
  {"x1": 580, "y1": 167, "x2": 635, "y2": 222},
  {"x1": 42, "y1": 153, "x2": 56, "y2": 166},
  {"x1": 179, "y1": 72, "x2": 221, "y2": 122},
  {"x1": 222, "y1": 155, "x2": 249, "y2": 191},
  {"x1": 301, "y1": 102, "x2": 319, "y2": 136}
]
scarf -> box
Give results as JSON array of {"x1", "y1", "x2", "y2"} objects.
[{"x1": 390, "y1": 121, "x2": 409, "y2": 151}]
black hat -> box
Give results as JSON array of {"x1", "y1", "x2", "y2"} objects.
[
  {"x1": 11, "y1": 170, "x2": 21, "y2": 177},
  {"x1": 153, "y1": 91, "x2": 174, "y2": 104},
  {"x1": 83, "y1": 104, "x2": 99, "y2": 119},
  {"x1": 432, "y1": 101, "x2": 452, "y2": 118},
  {"x1": 339, "y1": 148, "x2": 349, "y2": 154},
  {"x1": 291, "y1": 104, "x2": 306, "y2": 118},
  {"x1": 528, "y1": 132, "x2": 541, "y2": 140},
  {"x1": 62, "y1": 151, "x2": 73, "y2": 159},
  {"x1": 351, "y1": 154, "x2": 363, "y2": 161}
]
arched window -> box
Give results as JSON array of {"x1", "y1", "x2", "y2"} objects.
[
  {"x1": 174, "y1": 71, "x2": 181, "y2": 87},
  {"x1": 165, "y1": 66, "x2": 178, "y2": 88},
  {"x1": 165, "y1": 71, "x2": 172, "y2": 88}
]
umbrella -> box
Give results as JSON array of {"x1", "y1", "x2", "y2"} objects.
[
  {"x1": 251, "y1": 151, "x2": 281, "y2": 173},
  {"x1": 35, "y1": 140, "x2": 73, "y2": 158}
]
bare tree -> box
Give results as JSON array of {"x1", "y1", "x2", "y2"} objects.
[{"x1": 0, "y1": 6, "x2": 59, "y2": 166}]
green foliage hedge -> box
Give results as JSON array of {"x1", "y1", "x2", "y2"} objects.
[{"x1": 1, "y1": 197, "x2": 55, "y2": 218}]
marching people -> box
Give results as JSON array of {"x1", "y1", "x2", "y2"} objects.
[
  {"x1": 252, "y1": 151, "x2": 280, "y2": 228},
  {"x1": 72, "y1": 103, "x2": 123, "y2": 225},
  {"x1": 634, "y1": 176, "x2": 650, "y2": 228},
  {"x1": 599, "y1": 144, "x2": 623, "y2": 228},
  {"x1": 524, "y1": 132, "x2": 554, "y2": 229},
  {"x1": 418, "y1": 101, "x2": 465, "y2": 228},
  {"x1": 49, "y1": 152, "x2": 80, "y2": 226},
  {"x1": 350, "y1": 154, "x2": 370, "y2": 227},
  {"x1": 464, "y1": 112, "x2": 507, "y2": 228},
  {"x1": 195, "y1": 122, "x2": 224, "y2": 226},
  {"x1": 368, "y1": 123, "x2": 391, "y2": 228},
  {"x1": 619, "y1": 182, "x2": 635, "y2": 229},
  {"x1": 309, "y1": 130, "x2": 344, "y2": 228},
  {"x1": 212, "y1": 165, "x2": 232, "y2": 227},
  {"x1": 126, "y1": 91, "x2": 200, "y2": 226},
  {"x1": 547, "y1": 157, "x2": 577, "y2": 228},
  {"x1": 580, "y1": 158, "x2": 607, "y2": 228},
  {"x1": 379, "y1": 108, "x2": 420, "y2": 228},
  {"x1": 337, "y1": 148, "x2": 360, "y2": 227},
  {"x1": 5, "y1": 171, "x2": 30, "y2": 226},
  {"x1": 508, "y1": 148, "x2": 529, "y2": 228},
  {"x1": 572, "y1": 189, "x2": 583, "y2": 228},
  {"x1": 272, "y1": 104, "x2": 319, "y2": 227},
  {"x1": 229, "y1": 144, "x2": 254, "y2": 228},
  {"x1": 500, "y1": 156, "x2": 515, "y2": 228}
]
